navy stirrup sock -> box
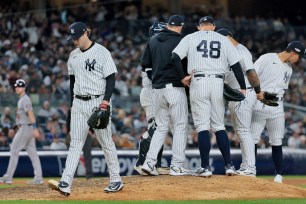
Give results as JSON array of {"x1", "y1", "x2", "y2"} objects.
[
  {"x1": 198, "y1": 130, "x2": 210, "y2": 168},
  {"x1": 272, "y1": 145, "x2": 282, "y2": 175},
  {"x1": 215, "y1": 130, "x2": 232, "y2": 166}
]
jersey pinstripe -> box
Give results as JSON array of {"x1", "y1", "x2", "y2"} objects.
[
  {"x1": 173, "y1": 31, "x2": 241, "y2": 74},
  {"x1": 226, "y1": 44, "x2": 256, "y2": 173},
  {"x1": 251, "y1": 53, "x2": 292, "y2": 146},
  {"x1": 224, "y1": 44, "x2": 252, "y2": 89},
  {"x1": 67, "y1": 43, "x2": 117, "y2": 95},
  {"x1": 254, "y1": 53, "x2": 292, "y2": 94}
]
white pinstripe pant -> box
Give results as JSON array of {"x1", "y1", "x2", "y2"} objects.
[
  {"x1": 146, "y1": 86, "x2": 188, "y2": 167},
  {"x1": 190, "y1": 76, "x2": 225, "y2": 132},
  {"x1": 61, "y1": 96, "x2": 121, "y2": 191},
  {"x1": 140, "y1": 86, "x2": 155, "y2": 122},
  {"x1": 251, "y1": 101, "x2": 284, "y2": 146},
  {"x1": 228, "y1": 88, "x2": 256, "y2": 170}
]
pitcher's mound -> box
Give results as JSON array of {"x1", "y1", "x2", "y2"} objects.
[{"x1": 1, "y1": 175, "x2": 306, "y2": 200}]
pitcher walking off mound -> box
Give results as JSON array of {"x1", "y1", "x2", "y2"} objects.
[{"x1": 48, "y1": 22, "x2": 123, "y2": 196}]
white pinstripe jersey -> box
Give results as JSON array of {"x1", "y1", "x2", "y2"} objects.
[
  {"x1": 173, "y1": 31, "x2": 241, "y2": 74},
  {"x1": 224, "y1": 44, "x2": 253, "y2": 89},
  {"x1": 254, "y1": 53, "x2": 292, "y2": 95},
  {"x1": 67, "y1": 43, "x2": 118, "y2": 95},
  {"x1": 141, "y1": 71, "x2": 152, "y2": 87}
]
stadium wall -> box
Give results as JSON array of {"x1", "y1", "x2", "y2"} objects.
[{"x1": 0, "y1": 148, "x2": 305, "y2": 177}]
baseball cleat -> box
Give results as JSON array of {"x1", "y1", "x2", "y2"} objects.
[
  {"x1": 48, "y1": 180, "x2": 70, "y2": 196},
  {"x1": 134, "y1": 165, "x2": 147, "y2": 175},
  {"x1": 225, "y1": 165, "x2": 237, "y2": 176},
  {"x1": 193, "y1": 166, "x2": 212, "y2": 178},
  {"x1": 274, "y1": 174, "x2": 283, "y2": 183},
  {"x1": 0, "y1": 176, "x2": 12, "y2": 184},
  {"x1": 26, "y1": 179, "x2": 44, "y2": 185},
  {"x1": 157, "y1": 166, "x2": 170, "y2": 175},
  {"x1": 236, "y1": 168, "x2": 256, "y2": 177},
  {"x1": 104, "y1": 181, "x2": 124, "y2": 193},
  {"x1": 141, "y1": 160, "x2": 159, "y2": 176},
  {"x1": 169, "y1": 165, "x2": 190, "y2": 176}
]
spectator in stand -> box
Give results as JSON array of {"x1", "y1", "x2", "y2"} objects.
[{"x1": 1, "y1": 107, "x2": 14, "y2": 128}]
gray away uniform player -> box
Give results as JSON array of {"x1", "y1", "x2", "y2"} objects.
[
  {"x1": 172, "y1": 16, "x2": 246, "y2": 177},
  {"x1": 48, "y1": 22, "x2": 123, "y2": 195},
  {"x1": 0, "y1": 79, "x2": 43, "y2": 185},
  {"x1": 217, "y1": 28, "x2": 262, "y2": 177},
  {"x1": 251, "y1": 41, "x2": 306, "y2": 183}
]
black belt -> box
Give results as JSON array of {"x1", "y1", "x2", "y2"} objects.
[
  {"x1": 18, "y1": 124, "x2": 31, "y2": 127},
  {"x1": 194, "y1": 74, "x2": 223, "y2": 79},
  {"x1": 154, "y1": 83, "x2": 184, "y2": 89},
  {"x1": 75, "y1": 95, "x2": 101, "y2": 101},
  {"x1": 247, "y1": 87, "x2": 253, "y2": 90}
]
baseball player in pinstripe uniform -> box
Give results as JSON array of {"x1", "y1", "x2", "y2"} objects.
[
  {"x1": 172, "y1": 16, "x2": 247, "y2": 177},
  {"x1": 217, "y1": 28, "x2": 262, "y2": 177},
  {"x1": 134, "y1": 22, "x2": 170, "y2": 176},
  {"x1": 0, "y1": 79, "x2": 43, "y2": 185},
  {"x1": 251, "y1": 41, "x2": 306, "y2": 183},
  {"x1": 141, "y1": 15, "x2": 192, "y2": 176},
  {"x1": 48, "y1": 22, "x2": 123, "y2": 195}
]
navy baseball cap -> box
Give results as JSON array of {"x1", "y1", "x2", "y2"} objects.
[
  {"x1": 199, "y1": 16, "x2": 215, "y2": 26},
  {"x1": 14, "y1": 79, "x2": 26, "y2": 88},
  {"x1": 67, "y1": 22, "x2": 87, "y2": 41},
  {"x1": 286, "y1": 41, "x2": 306, "y2": 58},
  {"x1": 167, "y1": 15, "x2": 184, "y2": 26},
  {"x1": 216, "y1": 28, "x2": 233, "y2": 37}
]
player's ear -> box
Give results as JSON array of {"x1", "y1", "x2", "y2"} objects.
[{"x1": 197, "y1": 26, "x2": 201, "y2": 31}]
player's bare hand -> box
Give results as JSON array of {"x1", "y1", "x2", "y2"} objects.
[
  {"x1": 257, "y1": 91, "x2": 264, "y2": 100},
  {"x1": 99, "y1": 100, "x2": 109, "y2": 110},
  {"x1": 240, "y1": 89, "x2": 246, "y2": 96},
  {"x1": 33, "y1": 128, "x2": 40, "y2": 138},
  {"x1": 181, "y1": 75, "x2": 192, "y2": 87}
]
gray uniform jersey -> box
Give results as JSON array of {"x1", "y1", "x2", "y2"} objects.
[
  {"x1": 226, "y1": 44, "x2": 257, "y2": 173},
  {"x1": 251, "y1": 53, "x2": 292, "y2": 146},
  {"x1": 3, "y1": 94, "x2": 43, "y2": 181},
  {"x1": 173, "y1": 31, "x2": 240, "y2": 75},
  {"x1": 61, "y1": 42, "x2": 121, "y2": 193},
  {"x1": 16, "y1": 95, "x2": 32, "y2": 125},
  {"x1": 67, "y1": 43, "x2": 117, "y2": 95}
]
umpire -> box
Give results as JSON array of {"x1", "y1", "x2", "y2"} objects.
[{"x1": 141, "y1": 15, "x2": 191, "y2": 176}]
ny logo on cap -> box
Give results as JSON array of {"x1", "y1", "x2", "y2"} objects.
[
  {"x1": 71, "y1": 29, "x2": 75, "y2": 34},
  {"x1": 295, "y1": 48, "x2": 301, "y2": 53}
]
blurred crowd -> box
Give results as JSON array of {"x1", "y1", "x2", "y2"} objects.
[{"x1": 1, "y1": 1, "x2": 306, "y2": 150}]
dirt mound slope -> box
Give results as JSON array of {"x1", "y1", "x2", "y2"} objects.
[{"x1": 1, "y1": 175, "x2": 306, "y2": 200}]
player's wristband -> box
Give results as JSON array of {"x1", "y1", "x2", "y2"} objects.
[
  {"x1": 254, "y1": 85, "x2": 261, "y2": 94},
  {"x1": 31, "y1": 124, "x2": 37, "y2": 129}
]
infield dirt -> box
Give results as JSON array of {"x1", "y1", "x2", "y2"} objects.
[{"x1": 0, "y1": 175, "x2": 306, "y2": 200}]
